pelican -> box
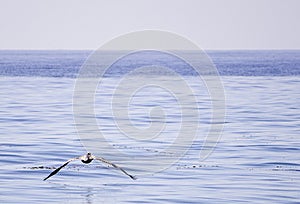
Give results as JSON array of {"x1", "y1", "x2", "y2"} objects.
[{"x1": 43, "y1": 152, "x2": 136, "y2": 180}]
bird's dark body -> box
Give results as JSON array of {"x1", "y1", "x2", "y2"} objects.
[
  {"x1": 81, "y1": 152, "x2": 93, "y2": 164},
  {"x1": 81, "y1": 158, "x2": 93, "y2": 164}
]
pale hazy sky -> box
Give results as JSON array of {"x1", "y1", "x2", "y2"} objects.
[{"x1": 0, "y1": 0, "x2": 299, "y2": 50}]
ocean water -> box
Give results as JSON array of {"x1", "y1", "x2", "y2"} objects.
[{"x1": 0, "y1": 50, "x2": 299, "y2": 203}]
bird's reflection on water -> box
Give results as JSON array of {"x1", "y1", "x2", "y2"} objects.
[{"x1": 83, "y1": 187, "x2": 93, "y2": 204}]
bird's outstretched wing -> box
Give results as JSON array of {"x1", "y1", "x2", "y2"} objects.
[
  {"x1": 95, "y1": 156, "x2": 137, "y2": 180},
  {"x1": 43, "y1": 157, "x2": 79, "y2": 181}
]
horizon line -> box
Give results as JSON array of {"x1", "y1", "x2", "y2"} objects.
[{"x1": 0, "y1": 48, "x2": 299, "y2": 51}]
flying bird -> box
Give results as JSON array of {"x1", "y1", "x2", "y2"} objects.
[{"x1": 43, "y1": 152, "x2": 136, "y2": 180}]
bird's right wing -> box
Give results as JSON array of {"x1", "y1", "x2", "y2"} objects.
[
  {"x1": 43, "y1": 157, "x2": 79, "y2": 181},
  {"x1": 95, "y1": 156, "x2": 137, "y2": 180}
]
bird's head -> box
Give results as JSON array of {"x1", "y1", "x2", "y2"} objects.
[{"x1": 86, "y1": 152, "x2": 93, "y2": 160}]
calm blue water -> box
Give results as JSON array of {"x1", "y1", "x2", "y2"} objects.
[{"x1": 0, "y1": 51, "x2": 299, "y2": 203}]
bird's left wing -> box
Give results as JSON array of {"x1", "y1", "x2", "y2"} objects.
[
  {"x1": 95, "y1": 156, "x2": 136, "y2": 180},
  {"x1": 43, "y1": 157, "x2": 79, "y2": 181}
]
